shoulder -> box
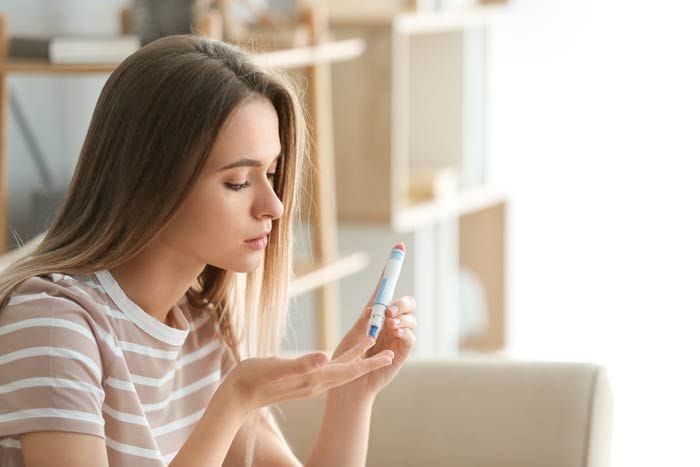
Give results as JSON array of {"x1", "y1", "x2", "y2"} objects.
[
  {"x1": 4, "y1": 273, "x2": 109, "y2": 323},
  {"x1": 0, "y1": 274, "x2": 110, "y2": 441},
  {"x1": 1, "y1": 273, "x2": 118, "y2": 372}
]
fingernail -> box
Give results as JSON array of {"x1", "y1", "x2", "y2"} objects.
[
  {"x1": 388, "y1": 306, "x2": 398, "y2": 316},
  {"x1": 386, "y1": 351, "x2": 394, "y2": 359}
]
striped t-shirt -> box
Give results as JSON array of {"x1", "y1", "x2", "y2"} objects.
[{"x1": 0, "y1": 270, "x2": 237, "y2": 466}]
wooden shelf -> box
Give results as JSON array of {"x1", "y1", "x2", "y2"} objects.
[
  {"x1": 0, "y1": 9, "x2": 369, "y2": 351},
  {"x1": 290, "y1": 251, "x2": 370, "y2": 297},
  {"x1": 329, "y1": 5, "x2": 505, "y2": 28},
  {"x1": 0, "y1": 38, "x2": 366, "y2": 74},
  {"x1": 328, "y1": 13, "x2": 508, "y2": 354},
  {"x1": 393, "y1": 7, "x2": 505, "y2": 33},
  {"x1": 0, "y1": 60, "x2": 117, "y2": 74},
  {"x1": 253, "y1": 38, "x2": 365, "y2": 69},
  {"x1": 393, "y1": 185, "x2": 506, "y2": 232}
]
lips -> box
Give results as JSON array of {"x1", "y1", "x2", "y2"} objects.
[
  {"x1": 244, "y1": 233, "x2": 269, "y2": 250},
  {"x1": 244, "y1": 231, "x2": 270, "y2": 242}
]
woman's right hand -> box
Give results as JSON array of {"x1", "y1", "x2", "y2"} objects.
[{"x1": 224, "y1": 336, "x2": 393, "y2": 413}]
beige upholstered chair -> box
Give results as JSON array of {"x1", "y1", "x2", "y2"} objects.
[{"x1": 275, "y1": 356, "x2": 613, "y2": 467}]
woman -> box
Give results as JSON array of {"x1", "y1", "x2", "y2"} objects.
[{"x1": 0, "y1": 34, "x2": 417, "y2": 467}]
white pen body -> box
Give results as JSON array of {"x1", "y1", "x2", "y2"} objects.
[{"x1": 367, "y1": 248, "x2": 405, "y2": 338}]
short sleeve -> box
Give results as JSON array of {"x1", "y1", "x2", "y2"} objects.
[{"x1": 0, "y1": 285, "x2": 106, "y2": 440}]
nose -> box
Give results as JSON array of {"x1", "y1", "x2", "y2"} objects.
[{"x1": 253, "y1": 181, "x2": 284, "y2": 221}]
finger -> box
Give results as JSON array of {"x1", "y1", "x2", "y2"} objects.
[
  {"x1": 270, "y1": 352, "x2": 329, "y2": 380},
  {"x1": 333, "y1": 335, "x2": 376, "y2": 364},
  {"x1": 323, "y1": 351, "x2": 395, "y2": 387},
  {"x1": 352, "y1": 305, "x2": 372, "y2": 333},
  {"x1": 275, "y1": 351, "x2": 394, "y2": 401},
  {"x1": 396, "y1": 328, "x2": 416, "y2": 351},
  {"x1": 364, "y1": 267, "x2": 386, "y2": 311},
  {"x1": 385, "y1": 314, "x2": 418, "y2": 331},
  {"x1": 384, "y1": 295, "x2": 416, "y2": 318},
  {"x1": 385, "y1": 327, "x2": 416, "y2": 358}
]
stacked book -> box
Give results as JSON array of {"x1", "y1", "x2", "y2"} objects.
[{"x1": 8, "y1": 35, "x2": 141, "y2": 64}]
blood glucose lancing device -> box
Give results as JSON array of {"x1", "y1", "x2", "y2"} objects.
[{"x1": 367, "y1": 243, "x2": 406, "y2": 339}]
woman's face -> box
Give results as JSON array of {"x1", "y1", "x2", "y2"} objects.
[{"x1": 159, "y1": 97, "x2": 284, "y2": 273}]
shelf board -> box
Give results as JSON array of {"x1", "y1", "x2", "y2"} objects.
[
  {"x1": 393, "y1": 185, "x2": 506, "y2": 232},
  {"x1": 0, "y1": 60, "x2": 118, "y2": 74},
  {"x1": 291, "y1": 251, "x2": 370, "y2": 297},
  {"x1": 0, "y1": 38, "x2": 366, "y2": 75},
  {"x1": 329, "y1": 6, "x2": 505, "y2": 29},
  {"x1": 252, "y1": 38, "x2": 366, "y2": 69},
  {"x1": 394, "y1": 7, "x2": 505, "y2": 33}
]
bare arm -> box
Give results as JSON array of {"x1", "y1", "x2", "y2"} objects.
[
  {"x1": 169, "y1": 378, "x2": 250, "y2": 467},
  {"x1": 20, "y1": 432, "x2": 109, "y2": 467},
  {"x1": 221, "y1": 394, "x2": 375, "y2": 467},
  {"x1": 304, "y1": 390, "x2": 374, "y2": 467},
  {"x1": 222, "y1": 409, "x2": 303, "y2": 467}
]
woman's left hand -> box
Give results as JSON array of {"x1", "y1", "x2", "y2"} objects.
[{"x1": 329, "y1": 281, "x2": 417, "y2": 401}]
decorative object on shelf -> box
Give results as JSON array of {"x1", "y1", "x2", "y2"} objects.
[
  {"x1": 201, "y1": 0, "x2": 309, "y2": 50},
  {"x1": 125, "y1": 0, "x2": 307, "y2": 50},
  {"x1": 406, "y1": 165, "x2": 460, "y2": 204},
  {"x1": 8, "y1": 35, "x2": 140, "y2": 64},
  {"x1": 130, "y1": 0, "x2": 198, "y2": 44}
]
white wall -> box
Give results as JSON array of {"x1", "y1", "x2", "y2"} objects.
[{"x1": 488, "y1": 1, "x2": 700, "y2": 465}]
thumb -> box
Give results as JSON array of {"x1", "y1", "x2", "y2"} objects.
[
  {"x1": 365, "y1": 266, "x2": 386, "y2": 311},
  {"x1": 352, "y1": 306, "x2": 372, "y2": 334}
]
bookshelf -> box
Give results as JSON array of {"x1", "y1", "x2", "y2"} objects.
[
  {"x1": 0, "y1": 9, "x2": 369, "y2": 351},
  {"x1": 328, "y1": 6, "x2": 509, "y2": 354},
  {"x1": 0, "y1": 3, "x2": 511, "y2": 355}
]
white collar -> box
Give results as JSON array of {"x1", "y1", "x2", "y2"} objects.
[{"x1": 95, "y1": 269, "x2": 190, "y2": 346}]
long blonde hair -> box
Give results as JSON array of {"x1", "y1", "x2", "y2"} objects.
[{"x1": 0, "y1": 34, "x2": 307, "y2": 465}]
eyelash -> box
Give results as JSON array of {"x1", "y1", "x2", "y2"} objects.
[{"x1": 225, "y1": 173, "x2": 277, "y2": 192}]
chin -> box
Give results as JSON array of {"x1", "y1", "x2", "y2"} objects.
[
  {"x1": 207, "y1": 245, "x2": 266, "y2": 273},
  {"x1": 231, "y1": 263, "x2": 261, "y2": 274},
  {"x1": 228, "y1": 255, "x2": 265, "y2": 274}
]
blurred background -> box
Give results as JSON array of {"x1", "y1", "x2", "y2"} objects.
[{"x1": 2, "y1": 0, "x2": 700, "y2": 466}]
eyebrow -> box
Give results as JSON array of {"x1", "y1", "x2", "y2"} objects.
[{"x1": 217, "y1": 154, "x2": 281, "y2": 172}]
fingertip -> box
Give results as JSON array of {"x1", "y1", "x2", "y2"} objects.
[{"x1": 314, "y1": 352, "x2": 328, "y2": 367}]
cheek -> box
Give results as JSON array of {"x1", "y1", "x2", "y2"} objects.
[
  {"x1": 170, "y1": 186, "x2": 248, "y2": 247},
  {"x1": 198, "y1": 188, "x2": 248, "y2": 239}
]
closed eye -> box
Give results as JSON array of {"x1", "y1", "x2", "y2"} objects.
[{"x1": 224, "y1": 173, "x2": 276, "y2": 192}]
